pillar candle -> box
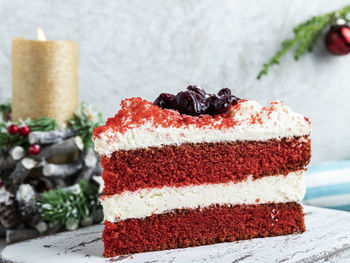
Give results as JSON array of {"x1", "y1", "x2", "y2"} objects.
[{"x1": 12, "y1": 29, "x2": 78, "y2": 126}]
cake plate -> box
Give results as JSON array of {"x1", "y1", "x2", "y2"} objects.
[{"x1": 1, "y1": 205, "x2": 350, "y2": 263}]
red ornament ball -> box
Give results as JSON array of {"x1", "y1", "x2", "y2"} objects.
[
  {"x1": 29, "y1": 144, "x2": 41, "y2": 155},
  {"x1": 19, "y1": 125, "x2": 31, "y2": 136},
  {"x1": 7, "y1": 124, "x2": 19, "y2": 135},
  {"x1": 325, "y1": 25, "x2": 350, "y2": 55}
]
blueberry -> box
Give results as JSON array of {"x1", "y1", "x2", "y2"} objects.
[{"x1": 153, "y1": 93, "x2": 177, "y2": 109}]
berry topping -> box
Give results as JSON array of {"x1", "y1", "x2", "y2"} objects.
[
  {"x1": 153, "y1": 86, "x2": 240, "y2": 116},
  {"x1": 29, "y1": 144, "x2": 41, "y2": 155},
  {"x1": 8, "y1": 124, "x2": 19, "y2": 135},
  {"x1": 176, "y1": 90, "x2": 208, "y2": 116},
  {"x1": 153, "y1": 93, "x2": 177, "y2": 110},
  {"x1": 187, "y1": 85, "x2": 207, "y2": 97},
  {"x1": 217, "y1": 88, "x2": 231, "y2": 96},
  {"x1": 206, "y1": 95, "x2": 232, "y2": 115},
  {"x1": 19, "y1": 125, "x2": 31, "y2": 136}
]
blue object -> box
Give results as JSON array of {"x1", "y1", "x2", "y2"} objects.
[{"x1": 304, "y1": 160, "x2": 350, "y2": 211}]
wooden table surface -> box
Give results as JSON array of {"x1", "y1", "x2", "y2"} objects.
[{"x1": 1, "y1": 205, "x2": 350, "y2": 263}]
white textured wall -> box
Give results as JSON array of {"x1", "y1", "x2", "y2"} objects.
[{"x1": 0, "y1": 0, "x2": 349, "y2": 165}]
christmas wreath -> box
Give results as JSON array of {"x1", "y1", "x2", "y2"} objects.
[{"x1": 0, "y1": 100, "x2": 103, "y2": 243}]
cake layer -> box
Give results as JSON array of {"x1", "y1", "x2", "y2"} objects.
[
  {"x1": 93, "y1": 99, "x2": 311, "y2": 156},
  {"x1": 103, "y1": 202, "x2": 305, "y2": 256},
  {"x1": 101, "y1": 136, "x2": 311, "y2": 194},
  {"x1": 101, "y1": 170, "x2": 305, "y2": 222}
]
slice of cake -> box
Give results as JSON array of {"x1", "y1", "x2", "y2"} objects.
[{"x1": 93, "y1": 86, "x2": 311, "y2": 257}]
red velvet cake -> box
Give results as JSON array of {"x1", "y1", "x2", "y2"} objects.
[{"x1": 93, "y1": 86, "x2": 311, "y2": 257}]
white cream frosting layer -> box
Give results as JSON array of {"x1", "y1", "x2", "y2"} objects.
[
  {"x1": 101, "y1": 170, "x2": 306, "y2": 222},
  {"x1": 94, "y1": 100, "x2": 311, "y2": 156}
]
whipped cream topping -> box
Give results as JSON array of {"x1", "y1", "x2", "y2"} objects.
[
  {"x1": 93, "y1": 99, "x2": 311, "y2": 156},
  {"x1": 101, "y1": 170, "x2": 306, "y2": 222}
]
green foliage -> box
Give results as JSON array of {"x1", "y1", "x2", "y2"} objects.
[
  {"x1": 257, "y1": 5, "x2": 350, "y2": 79},
  {"x1": 37, "y1": 180, "x2": 101, "y2": 228},
  {"x1": 68, "y1": 102, "x2": 103, "y2": 149},
  {"x1": 0, "y1": 100, "x2": 11, "y2": 116},
  {"x1": 27, "y1": 117, "x2": 58, "y2": 132},
  {"x1": 0, "y1": 117, "x2": 57, "y2": 149},
  {"x1": 0, "y1": 100, "x2": 102, "y2": 150}
]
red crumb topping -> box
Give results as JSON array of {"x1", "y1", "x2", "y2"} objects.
[
  {"x1": 102, "y1": 202, "x2": 305, "y2": 257},
  {"x1": 93, "y1": 98, "x2": 238, "y2": 137},
  {"x1": 93, "y1": 98, "x2": 299, "y2": 138},
  {"x1": 101, "y1": 136, "x2": 311, "y2": 195}
]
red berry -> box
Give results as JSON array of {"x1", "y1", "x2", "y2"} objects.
[
  {"x1": 8, "y1": 124, "x2": 19, "y2": 135},
  {"x1": 325, "y1": 25, "x2": 350, "y2": 55},
  {"x1": 19, "y1": 125, "x2": 31, "y2": 136},
  {"x1": 29, "y1": 144, "x2": 41, "y2": 155}
]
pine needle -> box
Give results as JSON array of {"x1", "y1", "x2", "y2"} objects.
[
  {"x1": 37, "y1": 180, "x2": 101, "y2": 227},
  {"x1": 257, "y1": 5, "x2": 350, "y2": 79}
]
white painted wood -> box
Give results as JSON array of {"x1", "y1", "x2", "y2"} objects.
[{"x1": 1, "y1": 205, "x2": 350, "y2": 263}]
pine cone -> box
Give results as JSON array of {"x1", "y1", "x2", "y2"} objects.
[
  {"x1": 0, "y1": 201, "x2": 21, "y2": 229},
  {"x1": 0, "y1": 187, "x2": 21, "y2": 229},
  {"x1": 19, "y1": 199, "x2": 39, "y2": 228},
  {"x1": 16, "y1": 184, "x2": 39, "y2": 228}
]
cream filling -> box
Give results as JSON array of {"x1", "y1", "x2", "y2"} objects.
[
  {"x1": 101, "y1": 170, "x2": 306, "y2": 222},
  {"x1": 94, "y1": 101, "x2": 311, "y2": 156}
]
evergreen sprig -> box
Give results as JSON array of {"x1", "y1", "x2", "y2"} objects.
[
  {"x1": 37, "y1": 180, "x2": 101, "y2": 229},
  {"x1": 0, "y1": 117, "x2": 57, "y2": 148},
  {"x1": 68, "y1": 102, "x2": 103, "y2": 149},
  {"x1": 0, "y1": 101, "x2": 11, "y2": 116},
  {"x1": 257, "y1": 5, "x2": 350, "y2": 79}
]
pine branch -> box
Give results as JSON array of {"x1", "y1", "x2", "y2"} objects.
[
  {"x1": 0, "y1": 117, "x2": 57, "y2": 148},
  {"x1": 257, "y1": 5, "x2": 350, "y2": 79},
  {"x1": 0, "y1": 100, "x2": 101, "y2": 150},
  {"x1": 37, "y1": 180, "x2": 101, "y2": 228},
  {"x1": 68, "y1": 102, "x2": 103, "y2": 149},
  {"x1": 27, "y1": 117, "x2": 57, "y2": 132},
  {"x1": 0, "y1": 100, "x2": 11, "y2": 115}
]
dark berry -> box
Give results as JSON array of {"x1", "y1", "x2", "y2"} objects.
[
  {"x1": 218, "y1": 88, "x2": 231, "y2": 96},
  {"x1": 187, "y1": 85, "x2": 206, "y2": 97},
  {"x1": 206, "y1": 95, "x2": 231, "y2": 115},
  {"x1": 29, "y1": 144, "x2": 41, "y2": 155},
  {"x1": 154, "y1": 86, "x2": 240, "y2": 116},
  {"x1": 228, "y1": 95, "x2": 240, "y2": 106},
  {"x1": 8, "y1": 124, "x2": 19, "y2": 135},
  {"x1": 154, "y1": 93, "x2": 177, "y2": 110},
  {"x1": 19, "y1": 125, "x2": 31, "y2": 136},
  {"x1": 176, "y1": 91, "x2": 208, "y2": 116}
]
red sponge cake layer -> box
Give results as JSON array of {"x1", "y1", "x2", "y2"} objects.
[
  {"x1": 102, "y1": 136, "x2": 311, "y2": 194},
  {"x1": 103, "y1": 202, "x2": 305, "y2": 257}
]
